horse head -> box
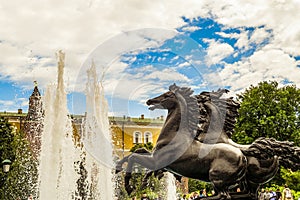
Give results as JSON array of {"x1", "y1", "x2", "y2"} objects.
[
  {"x1": 147, "y1": 84, "x2": 199, "y2": 138},
  {"x1": 146, "y1": 84, "x2": 180, "y2": 111}
]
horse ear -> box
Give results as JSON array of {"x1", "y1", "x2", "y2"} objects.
[{"x1": 169, "y1": 83, "x2": 178, "y2": 92}]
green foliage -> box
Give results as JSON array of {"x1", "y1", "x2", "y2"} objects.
[
  {"x1": 0, "y1": 118, "x2": 38, "y2": 199},
  {"x1": 0, "y1": 117, "x2": 15, "y2": 164},
  {"x1": 131, "y1": 169, "x2": 164, "y2": 199},
  {"x1": 115, "y1": 143, "x2": 167, "y2": 200},
  {"x1": 130, "y1": 142, "x2": 153, "y2": 152},
  {"x1": 188, "y1": 179, "x2": 213, "y2": 194},
  {"x1": 116, "y1": 168, "x2": 166, "y2": 200},
  {"x1": 233, "y1": 81, "x2": 300, "y2": 145},
  {"x1": 280, "y1": 168, "x2": 300, "y2": 191},
  {"x1": 233, "y1": 81, "x2": 300, "y2": 189}
]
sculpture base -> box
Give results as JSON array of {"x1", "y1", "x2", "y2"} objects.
[{"x1": 194, "y1": 192, "x2": 255, "y2": 200}]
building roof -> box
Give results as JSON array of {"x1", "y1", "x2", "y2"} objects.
[
  {"x1": 0, "y1": 112, "x2": 27, "y2": 117},
  {"x1": 31, "y1": 86, "x2": 41, "y2": 97}
]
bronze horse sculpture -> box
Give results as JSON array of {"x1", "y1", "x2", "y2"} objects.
[{"x1": 116, "y1": 84, "x2": 300, "y2": 200}]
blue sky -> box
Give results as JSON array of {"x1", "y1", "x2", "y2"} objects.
[{"x1": 1, "y1": 1, "x2": 300, "y2": 117}]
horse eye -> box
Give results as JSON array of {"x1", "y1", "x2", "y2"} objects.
[{"x1": 165, "y1": 92, "x2": 174, "y2": 97}]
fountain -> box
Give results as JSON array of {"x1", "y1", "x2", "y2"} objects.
[
  {"x1": 166, "y1": 173, "x2": 177, "y2": 200},
  {"x1": 82, "y1": 62, "x2": 114, "y2": 200},
  {"x1": 38, "y1": 51, "x2": 114, "y2": 199},
  {"x1": 36, "y1": 49, "x2": 188, "y2": 200},
  {"x1": 38, "y1": 51, "x2": 80, "y2": 199}
]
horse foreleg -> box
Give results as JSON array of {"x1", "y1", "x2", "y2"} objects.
[
  {"x1": 154, "y1": 169, "x2": 165, "y2": 180},
  {"x1": 125, "y1": 152, "x2": 169, "y2": 174},
  {"x1": 141, "y1": 170, "x2": 154, "y2": 189},
  {"x1": 124, "y1": 172, "x2": 134, "y2": 195},
  {"x1": 116, "y1": 148, "x2": 151, "y2": 173},
  {"x1": 116, "y1": 156, "x2": 129, "y2": 173},
  {"x1": 124, "y1": 147, "x2": 178, "y2": 194},
  {"x1": 141, "y1": 169, "x2": 166, "y2": 190}
]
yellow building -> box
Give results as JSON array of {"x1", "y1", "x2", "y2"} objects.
[
  {"x1": 109, "y1": 115, "x2": 164, "y2": 158},
  {"x1": 1, "y1": 109, "x2": 164, "y2": 157},
  {"x1": 0, "y1": 110, "x2": 26, "y2": 132}
]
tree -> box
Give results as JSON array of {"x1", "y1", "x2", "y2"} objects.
[
  {"x1": 232, "y1": 81, "x2": 300, "y2": 188},
  {"x1": 5, "y1": 131, "x2": 38, "y2": 199},
  {"x1": 233, "y1": 81, "x2": 300, "y2": 145},
  {"x1": 0, "y1": 118, "x2": 38, "y2": 199},
  {"x1": 0, "y1": 117, "x2": 15, "y2": 198},
  {"x1": 188, "y1": 179, "x2": 213, "y2": 194},
  {"x1": 0, "y1": 117, "x2": 15, "y2": 164}
]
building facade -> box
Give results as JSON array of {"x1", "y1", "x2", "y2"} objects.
[{"x1": 109, "y1": 115, "x2": 164, "y2": 158}]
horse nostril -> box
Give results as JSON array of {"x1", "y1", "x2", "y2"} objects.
[{"x1": 146, "y1": 100, "x2": 152, "y2": 105}]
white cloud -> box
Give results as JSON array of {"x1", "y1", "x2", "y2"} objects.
[
  {"x1": 0, "y1": 98, "x2": 29, "y2": 112},
  {"x1": 249, "y1": 27, "x2": 271, "y2": 45},
  {"x1": 213, "y1": 46, "x2": 300, "y2": 94},
  {"x1": 1, "y1": 0, "x2": 300, "y2": 113},
  {"x1": 0, "y1": 100, "x2": 14, "y2": 107},
  {"x1": 205, "y1": 39, "x2": 234, "y2": 66},
  {"x1": 144, "y1": 68, "x2": 190, "y2": 82},
  {"x1": 178, "y1": 62, "x2": 191, "y2": 68},
  {"x1": 234, "y1": 30, "x2": 250, "y2": 50},
  {"x1": 216, "y1": 31, "x2": 240, "y2": 39},
  {"x1": 210, "y1": 0, "x2": 300, "y2": 56},
  {"x1": 181, "y1": 26, "x2": 201, "y2": 32}
]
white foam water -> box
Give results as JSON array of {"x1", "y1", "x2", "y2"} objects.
[
  {"x1": 166, "y1": 172, "x2": 177, "y2": 200},
  {"x1": 82, "y1": 62, "x2": 115, "y2": 200},
  {"x1": 38, "y1": 51, "x2": 80, "y2": 199}
]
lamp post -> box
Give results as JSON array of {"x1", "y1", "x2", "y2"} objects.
[
  {"x1": 2, "y1": 159, "x2": 12, "y2": 199},
  {"x1": 2, "y1": 159, "x2": 12, "y2": 173},
  {"x1": 122, "y1": 115, "x2": 125, "y2": 158}
]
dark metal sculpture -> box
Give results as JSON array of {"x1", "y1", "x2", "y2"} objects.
[{"x1": 116, "y1": 84, "x2": 300, "y2": 200}]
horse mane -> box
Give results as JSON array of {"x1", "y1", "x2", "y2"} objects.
[
  {"x1": 195, "y1": 89, "x2": 240, "y2": 138},
  {"x1": 169, "y1": 84, "x2": 240, "y2": 139},
  {"x1": 169, "y1": 84, "x2": 199, "y2": 138}
]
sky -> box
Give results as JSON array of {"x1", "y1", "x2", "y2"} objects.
[{"x1": 0, "y1": 0, "x2": 300, "y2": 118}]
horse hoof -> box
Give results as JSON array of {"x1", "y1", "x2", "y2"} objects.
[
  {"x1": 115, "y1": 165, "x2": 123, "y2": 173},
  {"x1": 140, "y1": 182, "x2": 147, "y2": 189},
  {"x1": 125, "y1": 185, "x2": 134, "y2": 195}
]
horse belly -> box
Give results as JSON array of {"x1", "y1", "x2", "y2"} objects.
[{"x1": 167, "y1": 157, "x2": 211, "y2": 182}]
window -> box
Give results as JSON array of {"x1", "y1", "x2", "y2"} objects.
[
  {"x1": 144, "y1": 132, "x2": 153, "y2": 144},
  {"x1": 133, "y1": 131, "x2": 142, "y2": 144}
]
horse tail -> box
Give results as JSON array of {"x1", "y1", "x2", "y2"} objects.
[{"x1": 242, "y1": 137, "x2": 300, "y2": 171}]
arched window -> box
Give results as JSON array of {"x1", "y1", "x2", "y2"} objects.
[
  {"x1": 133, "y1": 131, "x2": 142, "y2": 144},
  {"x1": 144, "y1": 131, "x2": 153, "y2": 144}
]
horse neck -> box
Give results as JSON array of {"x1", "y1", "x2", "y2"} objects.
[
  {"x1": 160, "y1": 106, "x2": 181, "y2": 136},
  {"x1": 156, "y1": 93, "x2": 192, "y2": 148},
  {"x1": 156, "y1": 101, "x2": 187, "y2": 147},
  {"x1": 205, "y1": 101, "x2": 229, "y2": 143},
  {"x1": 163, "y1": 91, "x2": 190, "y2": 132}
]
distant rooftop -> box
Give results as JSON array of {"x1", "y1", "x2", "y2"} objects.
[
  {"x1": 0, "y1": 111, "x2": 27, "y2": 117},
  {"x1": 0, "y1": 111, "x2": 164, "y2": 124}
]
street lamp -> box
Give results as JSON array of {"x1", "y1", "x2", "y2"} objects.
[
  {"x1": 2, "y1": 159, "x2": 12, "y2": 173},
  {"x1": 134, "y1": 165, "x2": 139, "y2": 173},
  {"x1": 2, "y1": 159, "x2": 12, "y2": 200},
  {"x1": 122, "y1": 115, "x2": 125, "y2": 158}
]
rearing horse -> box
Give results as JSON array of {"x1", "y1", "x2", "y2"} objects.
[
  {"x1": 116, "y1": 84, "x2": 248, "y2": 200},
  {"x1": 116, "y1": 84, "x2": 300, "y2": 200}
]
